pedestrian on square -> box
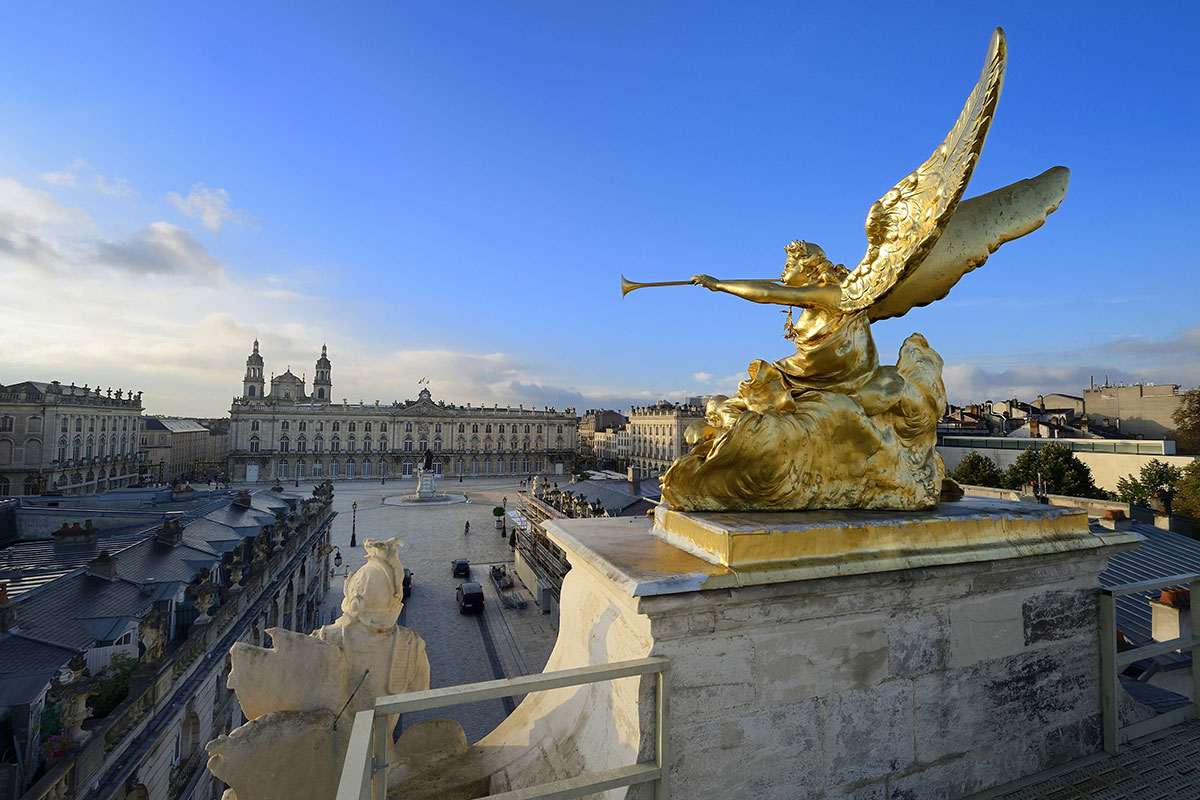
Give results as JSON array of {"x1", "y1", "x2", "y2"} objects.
[{"x1": 464, "y1": 520, "x2": 470, "y2": 535}]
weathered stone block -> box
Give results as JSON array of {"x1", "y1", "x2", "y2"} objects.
[
  {"x1": 885, "y1": 609, "x2": 950, "y2": 678},
  {"x1": 948, "y1": 591, "x2": 1024, "y2": 668},
  {"x1": 1023, "y1": 588, "x2": 1097, "y2": 646},
  {"x1": 825, "y1": 680, "x2": 915, "y2": 787},
  {"x1": 756, "y1": 616, "x2": 889, "y2": 705}
]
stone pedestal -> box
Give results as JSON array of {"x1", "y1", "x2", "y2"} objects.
[
  {"x1": 396, "y1": 498, "x2": 1140, "y2": 799},
  {"x1": 416, "y1": 470, "x2": 436, "y2": 500},
  {"x1": 506, "y1": 499, "x2": 1139, "y2": 799}
]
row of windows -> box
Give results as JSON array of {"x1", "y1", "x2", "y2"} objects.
[
  {"x1": 260, "y1": 456, "x2": 546, "y2": 479},
  {"x1": 246, "y1": 435, "x2": 565, "y2": 454},
  {"x1": 57, "y1": 416, "x2": 134, "y2": 434},
  {"x1": 55, "y1": 433, "x2": 134, "y2": 462},
  {"x1": 245, "y1": 419, "x2": 567, "y2": 436}
]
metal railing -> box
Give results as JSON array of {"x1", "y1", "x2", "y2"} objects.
[
  {"x1": 1100, "y1": 572, "x2": 1200, "y2": 753},
  {"x1": 337, "y1": 656, "x2": 670, "y2": 800}
]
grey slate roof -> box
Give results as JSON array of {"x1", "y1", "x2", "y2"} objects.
[
  {"x1": 1099, "y1": 519, "x2": 1200, "y2": 670},
  {"x1": 559, "y1": 479, "x2": 661, "y2": 517},
  {"x1": 0, "y1": 632, "x2": 76, "y2": 710},
  {"x1": 13, "y1": 572, "x2": 154, "y2": 650}
]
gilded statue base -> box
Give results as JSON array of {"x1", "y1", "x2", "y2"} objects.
[
  {"x1": 661, "y1": 332, "x2": 946, "y2": 512},
  {"x1": 651, "y1": 497, "x2": 1121, "y2": 572}
]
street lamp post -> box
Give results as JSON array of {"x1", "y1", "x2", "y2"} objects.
[{"x1": 350, "y1": 499, "x2": 357, "y2": 547}]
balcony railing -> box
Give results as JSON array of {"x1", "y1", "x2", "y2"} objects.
[
  {"x1": 1100, "y1": 572, "x2": 1200, "y2": 753},
  {"x1": 337, "y1": 656, "x2": 670, "y2": 800}
]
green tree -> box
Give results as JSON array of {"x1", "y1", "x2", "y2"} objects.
[
  {"x1": 1115, "y1": 459, "x2": 1184, "y2": 509},
  {"x1": 950, "y1": 451, "x2": 1005, "y2": 488},
  {"x1": 1173, "y1": 462, "x2": 1200, "y2": 520},
  {"x1": 1173, "y1": 387, "x2": 1200, "y2": 454},
  {"x1": 1004, "y1": 442, "x2": 1107, "y2": 499},
  {"x1": 87, "y1": 652, "x2": 138, "y2": 718}
]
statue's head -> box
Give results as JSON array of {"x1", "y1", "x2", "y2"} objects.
[
  {"x1": 340, "y1": 537, "x2": 405, "y2": 631},
  {"x1": 782, "y1": 240, "x2": 845, "y2": 287}
]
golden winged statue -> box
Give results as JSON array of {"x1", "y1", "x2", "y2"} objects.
[{"x1": 642, "y1": 28, "x2": 1070, "y2": 511}]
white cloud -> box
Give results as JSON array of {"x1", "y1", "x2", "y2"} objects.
[
  {"x1": 93, "y1": 174, "x2": 137, "y2": 197},
  {"x1": 0, "y1": 177, "x2": 93, "y2": 272},
  {"x1": 40, "y1": 170, "x2": 77, "y2": 187},
  {"x1": 168, "y1": 182, "x2": 249, "y2": 232},
  {"x1": 692, "y1": 371, "x2": 713, "y2": 382},
  {"x1": 95, "y1": 221, "x2": 225, "y2": 283}
]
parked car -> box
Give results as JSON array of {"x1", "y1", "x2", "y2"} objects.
[
  {"x1": 402, "y1": 568, "x2": 413, "y2": 598},
  {"x1": 457, "y1": 582, "x2": 484, "y2": 614},
  {"x1": 451, "y1": 559, "x2": 470, "y2": 578}
]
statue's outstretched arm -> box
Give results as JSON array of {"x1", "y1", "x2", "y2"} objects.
[{"x1": 690, "y1": 275, "x2": 841, "y2": 310}]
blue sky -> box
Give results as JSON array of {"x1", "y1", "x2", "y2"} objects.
[{"x1": 0, "y1": 2, "x2": 1196, "y2": 416}]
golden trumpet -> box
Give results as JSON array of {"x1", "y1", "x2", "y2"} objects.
[{"x1": 620, "y1": 275, "x2": 775, "y2": 297}]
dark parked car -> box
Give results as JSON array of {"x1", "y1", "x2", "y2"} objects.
[
  {"x1": 457, "y1": 582, "x2": 484, "y2": 614},
  {"x1": 451, "y1": 559, "x2": 470, "y2": 578},
  {"x1": 402, "y1": 568, "x2": 413, "y2": 598}
]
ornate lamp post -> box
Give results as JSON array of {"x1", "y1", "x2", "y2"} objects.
[{"x1": 350, "y1": 499, "x2": 357, "y2": 547}]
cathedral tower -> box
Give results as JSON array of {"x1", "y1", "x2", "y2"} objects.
[
  {"x1": 313, "y1": 344, "x2": 332, "y2": 402},
  {"x1": 243, "y1": 339, "x2": 265, "y2": 400}
]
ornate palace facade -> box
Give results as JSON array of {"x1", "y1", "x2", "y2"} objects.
[
  {"x1": 628, "y1": 400, "x2": 705, "y2": 476},
  {"x1": 227, "y1": 342, "x2": 578, "y2": 483},
  {"x1": 0, "y1": 380, "x2": 144, "y2": 496}
]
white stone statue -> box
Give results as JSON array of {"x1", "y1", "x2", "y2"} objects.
[{"x1": 206, "y1": 537, "x2": 465, "y2": 800}]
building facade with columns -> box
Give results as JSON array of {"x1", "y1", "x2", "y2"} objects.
[
  {"x1": 0, "y1": 381, "x2": 144, "y2": 496},
  {"x1": 627, "y1": 400, "x2": 705, "y2": 476},
  {"x1": 227, "y1": 342, "x2": 579, "y2": 483}
]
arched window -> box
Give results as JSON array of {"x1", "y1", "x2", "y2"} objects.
[
  {"x1": 362, "y1": 436, "x2": 371, "y2": 451},
  {"x1": 280, "y1": 436, "x2": 290, "y2": 453},
  {"x1": 248, "y1": 385, "x2": 256, "y2": 397},
  {"x1": 347, "y1": 460, "x2": 356, "y2": 477},
  {"x1": 348, "y1": 435, "x2": 357, "y2": 452},
  {"x1": 98, "y1": 435, "x2": 106, "y2": 455},
  {"x1": 317, "y1": 387, "x2": 325, "y2": 399},
  {"x1": 297, "y1": 460, "x2": 306, "y2": 479},
  {"x1": 58, "y1": 437, "x2": 67, "y2": 462},
  {"x1": 120, "y1": 434, "x2": 127, "y2": 455},
  {"x1": 249, "y1": 435, "x2": 260, "y2": 453},
  {"x1": 433, "y1": 439, "x2": 442, "y2": 452},
  {"x1": 331, "y1": 436, "x2": 341, "y2": 453},
  {"x1": 418, "y1": 438, "x2": 427, "y2": 451},
  {"x1": 315, "y1": 436, "x2": 324, "y2": 453},
  {"x1": 85, "y1": 436, "x2": 94, "y2": 458},
  {"x1": 297, "y1": 437, "x2": 307, "y2": 453},
  {"x1": 278, "y1": 460, "x2": 288, "y2": 478},
  {"x1": 330, "y1": 461, "x2": 340, "y2": 477},
  {"x1": 377, "y1": 439, "x2": 385, "y2": 452},
  {"x1": 403, "y1": 459, "x2": 413, "y2": 476},
  {"x1": 403, "y1": 437, "x2": 413, "y2": 451},
  {"x1": 362, "y1": 458, "x2": 371, "y2": 475}
]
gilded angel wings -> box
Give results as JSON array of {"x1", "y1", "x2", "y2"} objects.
[{"x1": 838, "y1": 28, "x2": 1027, "y2": 318}]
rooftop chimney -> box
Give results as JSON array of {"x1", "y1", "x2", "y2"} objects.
[
  {"x1": 1151, "y1": 587, "x2": 1192, "y2": 650},
  {"x1": 52, "y1": 519, "x2": 99, "y2": 542},
  {"x1": 157, "y1": 518, "x2": 184, "y2": 546},
  {"x1": 1029, "y1": 418, "x2": 1040, "y2": 438},
  {"x1": 87, "y1": 550, "x2": 118, "y2": 580},
  {"x1": 1098, "y1": 509, "x2": 1132, "y2": 531},
  {"x1": 628, "y1": 466, "x2": 641, "y2": 495},
  {"x1": 233, "y1": 490, "x2": 252, "y2": 508}
]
